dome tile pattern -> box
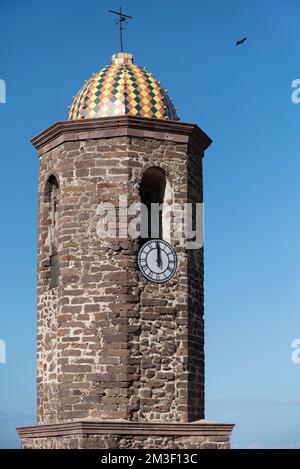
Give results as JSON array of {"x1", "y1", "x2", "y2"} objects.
[{"x1": 68, "y1": 53, "x2": 178, "y2": 121}]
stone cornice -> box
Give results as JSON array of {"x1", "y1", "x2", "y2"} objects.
[
  {"x1": 31, "y1": 116, "x2": 212, "y2": 157},
  {"x1": 17, "y1": 420, "x2": 234, "y2": 439}
]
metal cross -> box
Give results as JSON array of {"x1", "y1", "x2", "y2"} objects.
[{"x1": 109, "y1": 7, "x2": 132, "y2": 52}]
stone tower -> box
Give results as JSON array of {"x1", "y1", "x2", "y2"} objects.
[{"x1": 18, "y1": 52, "x2": 234, "y2": 449}]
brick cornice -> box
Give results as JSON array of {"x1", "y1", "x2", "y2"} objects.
[
  {"x1": 31, "y1": 116, "x2": 212, "y2": 156},
  {"x1": 17, "y1": 420, "x2": 234, "y2": 439}
]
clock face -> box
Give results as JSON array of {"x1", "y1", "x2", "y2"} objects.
[{"x1": 138, "y1": 239, "x2": 177, "y2": 284}]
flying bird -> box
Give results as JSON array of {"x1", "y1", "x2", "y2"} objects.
[{"x1": 235, "y1": 37, "x2": 247, "y2": 46}]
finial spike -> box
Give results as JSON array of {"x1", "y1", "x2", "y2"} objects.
[{"x1": 109, "y1": 7, "x2": 133, "y2": 52}]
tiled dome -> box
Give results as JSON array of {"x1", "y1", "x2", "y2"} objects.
[{"x1": 68, "y1": 52, "x2": 178, "y2": 121}]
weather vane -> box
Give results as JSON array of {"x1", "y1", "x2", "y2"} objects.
[{"x1": 109, "y1": 7, "x2": 132, "y2": 52}]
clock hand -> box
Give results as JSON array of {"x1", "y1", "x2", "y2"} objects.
[{"x1": 156, "y1": 241, "x2": 163, "y2": 269}]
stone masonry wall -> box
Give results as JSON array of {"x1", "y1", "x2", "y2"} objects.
[
  {"x1": 21, "y1": 433, "x2": 229, "y2": 449},
  {"x1": 37, "y1": 134, "x2": 204, "y2": 424}
]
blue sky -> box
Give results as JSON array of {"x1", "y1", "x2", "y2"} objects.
[{"x1": 0, "y1": 0, "x2": 300, "y2": 449}]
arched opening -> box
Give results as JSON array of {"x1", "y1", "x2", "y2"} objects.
[
  {"x1": 140, "y1": 167, "x2": 166, "y2": 242},
  {"x1": 46, "y1": 176, "x2": 59, "y2": 288}
]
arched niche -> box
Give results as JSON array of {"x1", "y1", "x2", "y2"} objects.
[
  {"x1": 45, "y1": 175, "x2": 59, "y2": 288},
  {"x1": 140, "y1": 167, "x2": 171, "y2": 242}
]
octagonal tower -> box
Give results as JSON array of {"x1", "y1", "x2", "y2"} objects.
[{"x1": 17, "y1": 52, "x2": 234, "y2": 449}]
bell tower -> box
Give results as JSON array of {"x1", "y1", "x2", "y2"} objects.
[{"x1": 17, "y1": 52, "x2": 234, "y2": 449}]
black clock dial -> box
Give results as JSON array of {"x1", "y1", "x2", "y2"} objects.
[{"x1": 138, "y1": 239, "x2": 177, "y2": 283}]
